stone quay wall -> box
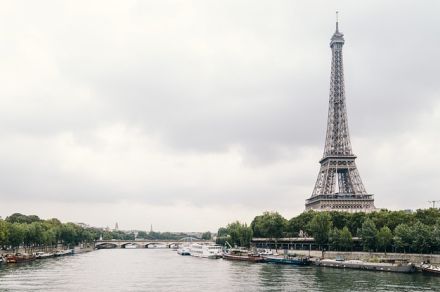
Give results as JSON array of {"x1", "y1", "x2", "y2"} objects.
[{"x1": 285, "y1": 249, "x2": 440, "y2": 264}]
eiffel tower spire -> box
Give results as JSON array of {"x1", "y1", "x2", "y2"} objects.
[{"x1": 305, "y1": 14, "x2": 375, "y2": 212}]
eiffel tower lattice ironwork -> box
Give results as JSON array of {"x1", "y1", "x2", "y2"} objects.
[{"x1": 305, "y1": 14, "x2": 375, "y2": 212}]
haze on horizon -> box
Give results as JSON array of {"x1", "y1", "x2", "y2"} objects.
[{"x1": 1, "y1": 0, "x2": 439, "y2": 232}]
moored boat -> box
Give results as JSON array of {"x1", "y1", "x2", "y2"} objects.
[
  {"x1": 223, "y1": 248, "x2": 264, "y2": 263},
  {"x1": 124, "y1": 243, "x2": 138, "y2": 249},
  {"x1": 257, "y1": 249, "x2": 273, "y2": 256},
  {"x1": 35, "y1": 251, "x2": 54, "y2": 259},
  {"x1": 5, "y1": 253, "x2": 36, "y2": 263},
  {"x1": 264, "y1": 255, "x2": 311, "y2": 266},
  {"x1": 315, "y1": 258, "x2": 415, "y2": 273},
  {"x1": 421, "y1": 264, "x2": 440, "y2": 276},
  {"x1": 189, "y1": 243, "x2": 222, "y2": 259},
  {"x1": 54, "y1": 249, "x2": 74, "y2": 257},
  {"x1": 177, "y1": 246, "x2": 191, "y2": 256},
  {"x1": 148, "y1": 243, "x2": 167, "y2": 249}
]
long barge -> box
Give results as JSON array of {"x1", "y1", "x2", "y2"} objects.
[
  {"x1": 315, "y1": 258, "x2": 415, "y2": 273},
  {"x1": 263, "y1": 255, "x2": 311, "y2": 266},
  {"x1": 223, "y1": 249, "x2": 264, "y2": 263}
]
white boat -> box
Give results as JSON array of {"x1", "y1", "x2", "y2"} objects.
[
  {"x1": 35, "y1": 251, "x2": 54, "y2": 259},
  {"x1": 316, "y1": 259, "x2": 415, "y2": 273},
  {"x1": 54, "y1": 249, "x2": 74, "y2": 257},
  {"x1": 124, "y1": 243, "x2": 138, "y2": 249},
  {"x1": 148, "y1": 243, "x2": 167, "y2": 249},
  {"x1": 177, "y1": 246, "x2": 191, "y2": 256},
  {"x1": 258, "y1": 249, "x2": 273, "y2": 256},
  {"x1": 189, "y1": 243, "x2": 222, "y2": 259},
  {"x1": 421, "y1": 263, "x2": 440, "y2": 276}
]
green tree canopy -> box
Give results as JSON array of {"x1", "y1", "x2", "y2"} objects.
[
  {"x1": 201, "y1": 231, "x2": 212, "y2": 240},
  {"x1": 394, "y1": 223, "x2": 412, "y2": 252},
  {"x1": 0, "y1": 219, "x2": 9, "y2": 248},
  {"x1": 412, "y1": 222, "x2": 432, "y2": 253},
  {"x1": 6, "y1": 213, "x2": 41, "y2": 224},
  {"x1": 225, "y1": 221, "x2": 253, "y2": 248},
  {"x1": 287, "y1": 211, "x2": 315, "y2": 236},
  {"x1": 251, "y1": 211, "x2": 287, "y2": 239},
  {"x1": 359, "y1": 218, "x2": 377, "y2": 251},
  {"x1": 308, "y1": 212, "x2": 332, "y2": 246},
  {"x1": 339, "y1": 226, "x2": 353, "y2": 251},
  {"x1": 7, "y1": 223, "x2": 26, "y2": 249},
  {"x1": 377, "y1": 226, "x2": 393, "y2": 252}
]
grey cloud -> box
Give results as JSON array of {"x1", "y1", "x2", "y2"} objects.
[{"x1": 0, "y1": 1, "x2": 440, "y2": 228}]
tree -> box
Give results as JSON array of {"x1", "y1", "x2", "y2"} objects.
[
  {"x1": 201, "y1": 232, "x2": 212, "y2": 240},
  {"x1": 377, "y1": 226, "x2": 393, "y2": 252},
  {"x1": 329, "y1": 212, "x2": 350, "y2": 230},
  {"x1": 42, "y1": 228, "x2": 58, "y2": 247},
  {"x1": 27, "y1": 222, "x2": 45, "y2": 247},
  {"x1": 102, "y1": 231, "x2": 113, "y2": 240},
  {"x1": 414, "y1": 208, "x2": 440, "y2": 226},
  {"x1": 0, "y1": 219, "x2": 9, "y2": 248},
  {"x1": 137, "y1": 231, "x2": 148, "y2": 239},
  {"x1": 329, "y1": 226, "x2": 352, "y2": 251},
  {"x1": 217, "y1": 227, "x2": 228, "y2": 237},
  {"x1": 339, "y1": 226, "x2": 353, "y2": 251},
  {"x1": 60, "y1": 223, "x2": 77, "y2": 246},
  {"x1": 411, "y1": 222, "x2": 431, "y2": 253},
  {"x1": 6, "y1": 213, "x2": 41, "y2": 224},
  {"x1": 432, "y1": 221, "x2": 440, "y2": 252},
  {"x1": 359, "y1": 218, "x2": 377, "y2": 251},
  {"x1": 287, "y1": 211, "x2": 315, "y2": 237},
  {"x1": 251, "y1": 211, "x2": 287, "y2": 239},
  {"x1": 7, "y1": 223, "x2": 25, "y2": 250},
  {"x1": 215, "y1": 227, "x2": 229, "y2": 245},
  {"x1": 394, "y1": 224, "x2": 412, "y2": 253},
  {"x1": 383, "y1": 210, "x2": 414, "y2": 232},
  {"x1": 226, "y1": 221, "x2": 253, "y2": 247},
  {"x1": 329, "y1": 227, "x2": 341, "y2": 250},
  {"x1": 308, "y1": 212, "x2": 332, "y2": 246},
  {"x1": 348, "y1": 212, "x2": 367, "y2": 236}
]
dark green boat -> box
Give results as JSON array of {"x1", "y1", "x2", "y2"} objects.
[{"x1": 263, "y1": 255, "x2": 311, "y2": 266}]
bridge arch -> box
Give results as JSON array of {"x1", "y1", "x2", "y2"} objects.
[
  {"x1": 121, "y1": 242, "x2": 141, "y2": 248},
  {"x1": 96, "y1": 242, "x2": 118, "y2": 249}
]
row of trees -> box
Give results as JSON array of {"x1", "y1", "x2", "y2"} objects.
[
  {"x1": 0, "y1": 214, "x2": 100, "y2": 250},
  {"x1": 216, "y1": 209, "x2": 440, "y2": 253},
  {"x1": 216, "y1": 221, "x2": 253, "y2": 247},
  {"x1": 308, "y1": 211, "x2": 440, "y2": 253},
  {"x1": 0, "y1": 213, "x2": 213, "y2": 250}
]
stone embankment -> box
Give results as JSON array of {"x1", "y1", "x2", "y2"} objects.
[
  {"x1": 286, "y1": 249, "x2": 440, "y2": 264},
  {"x1": 1, "y1": 244, "x2": 95, "y2": 256}
]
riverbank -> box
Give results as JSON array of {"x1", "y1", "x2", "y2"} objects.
[
  {"x1": 1, "y1": 244, "x2": 95, "y2": 257},
  {"x1": 281, "y1": 249, "x2": 440, "y2": 265}
]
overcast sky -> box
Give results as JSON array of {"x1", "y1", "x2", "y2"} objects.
[{"x1": 0, "y1": 0, "x2": 439, "y2": 231}]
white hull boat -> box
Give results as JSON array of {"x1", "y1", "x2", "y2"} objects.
[{"x1": 190, "y1": 243, "x2": 222, "y2": 259}]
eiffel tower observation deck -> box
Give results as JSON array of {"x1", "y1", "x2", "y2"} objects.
[{"x1": 305, "y1": 14, "x2": 375, "y2": 213}]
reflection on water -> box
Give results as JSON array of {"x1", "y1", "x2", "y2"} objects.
[{"x1": 1, "y1": 249, "x2": 439, "y2": 291}]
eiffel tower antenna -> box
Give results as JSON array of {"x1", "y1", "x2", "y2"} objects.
[
  {"x1": 305, "y1": 16, "x2": 375, "y2": 213},
  {"x1": 336, "y1": 11, "x2": 340, "y2": 32}
]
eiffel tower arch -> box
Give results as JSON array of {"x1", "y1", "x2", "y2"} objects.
[{"x1": 305, "y1": 16, "x2": 375, "y2": 213}]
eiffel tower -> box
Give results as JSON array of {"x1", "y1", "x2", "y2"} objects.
[{"x1": 305, "y1": 14, "x2": 375, "y2": 212}]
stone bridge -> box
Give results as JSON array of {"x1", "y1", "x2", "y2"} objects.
[{"x1": 95, "y1": 238, "x2": 211, "y2": 249}]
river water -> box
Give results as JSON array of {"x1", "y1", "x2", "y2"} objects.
[{"x1": 1, "y1": 249, "x2": 439, "y2": 291}]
